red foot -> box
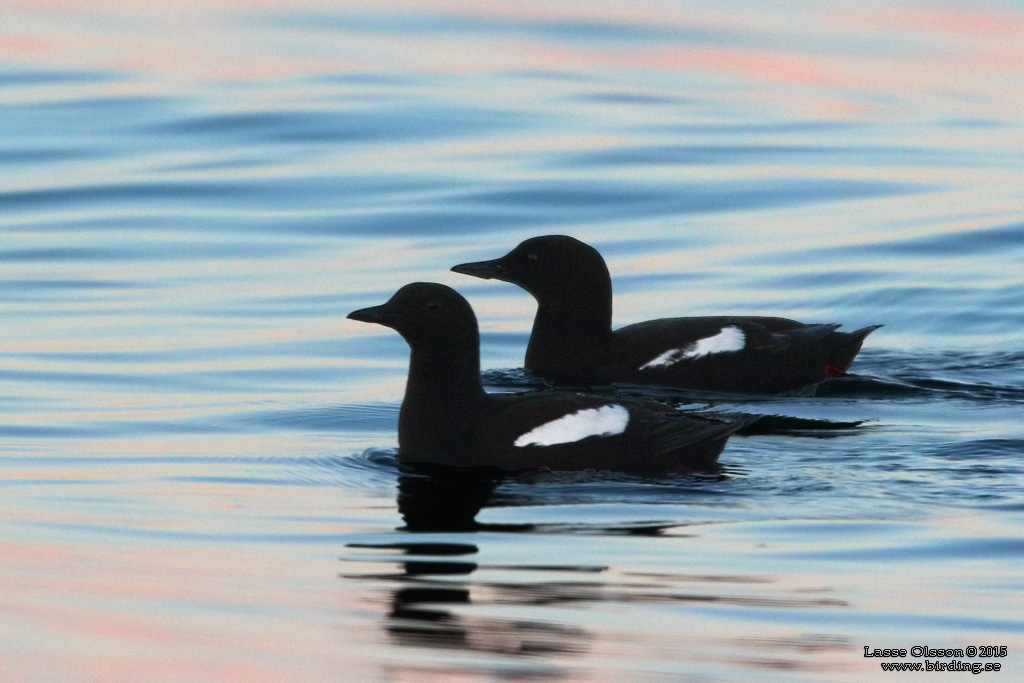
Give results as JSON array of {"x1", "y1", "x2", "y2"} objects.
[{"x1": 826, "y1": 365, "x2": 848, "y2": 378}]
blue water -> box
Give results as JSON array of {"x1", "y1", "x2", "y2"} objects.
[{"x1": 2, "y1": 1, "x2": 1023, "y2": 680}]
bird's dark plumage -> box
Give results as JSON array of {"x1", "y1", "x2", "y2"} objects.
[
  {"x1": 452, "y1": 235, "x2": 880, "y2": 394},
  {"x1": 348, "y1": 283, "x2": 741, "y2": 472}
]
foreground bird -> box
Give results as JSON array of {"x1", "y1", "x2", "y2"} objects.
[
  {"x1": 453, "y1": 235, "x2": 880, "y2": 395},
  {"x1": 347, "y1": 283, "x2": 742, "y2": 473}
]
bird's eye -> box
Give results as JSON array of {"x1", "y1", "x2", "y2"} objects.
[
  {"x1": 427, "y1": 302, "x2": 440, "y2": 311},
  {"x1": 526, "y1": 252, "x2": 538, "y2": 262}
]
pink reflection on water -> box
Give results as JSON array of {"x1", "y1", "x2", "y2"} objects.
[
  {"x1": 0, "y1": 0, "x2": 1018, "y2": 126},
  {"x1": 0, "y1": 533, "x2": 378, "y2": 682},
  {"x1": 868, "y1": 7, "x2": 1024, "y2": 37},
  {"x1": 0, "y1": 1, "x2": 1015, "y2": 82}
]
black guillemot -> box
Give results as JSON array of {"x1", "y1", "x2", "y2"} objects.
[
  {"x1": 453, "y1": 235, "x2": 880, "y2": 395},
  {"x1": 347, "y1": 283, "x2": 742, "y2": 473}
]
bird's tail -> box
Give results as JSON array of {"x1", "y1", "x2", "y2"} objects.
[{"x1": 828, "y1": 325, "x2": 882, "y2": 372}]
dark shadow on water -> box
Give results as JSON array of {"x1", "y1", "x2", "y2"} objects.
[
  {"x1": 342, "y1": 448, "x2": 737, "y2": 519},
  {"x1": 736, "y1": 414, "x2": 865, "y2": 438},
  {"x1": 817, "y1": 373, "x2": 1024, "y2": 404},
  {"x1": 396, "y1": 467, "x2": 504, "y2": 532},
  {"x1": 393, "y1": 463, "x2": 743, "y2": 533}
]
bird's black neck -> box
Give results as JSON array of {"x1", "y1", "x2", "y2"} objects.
[
  {"x1": 399, "y1": 338, "x2": 487, "y2": 464},
  {"x1": 405, "y1": 342, "x2": 485, "y2": 404},
  {"x1": 525, "y1": 278, "x2": 614, "y2": 377}
]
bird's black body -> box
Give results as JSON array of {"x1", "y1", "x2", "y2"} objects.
[
  {"x1": 453, "y1": 235, "x2": 880, "y2": 395},
  {"x1": 348, "y1": 283, "x2": 740, "y2": 473}
]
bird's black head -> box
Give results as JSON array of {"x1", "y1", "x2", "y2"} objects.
[
  {"x1": 451, "y1": 235, "x2": 609, "y2": 301},
  {"x1": 347, "y1": 282, "x2": 479, "y2": 348}
]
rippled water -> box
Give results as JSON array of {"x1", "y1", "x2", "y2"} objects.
[{"x1": 3, "y1": 1, "x2": 1024, "y2": 680}]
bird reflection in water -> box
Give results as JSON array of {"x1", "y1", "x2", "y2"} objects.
[
  {"x1": 342, "y1": 463, "x2": 856, "y2": 676},
  {"x1": 386, "y1": 551, "x2": 591, "y2": 660},
  {"x1": 345, "y1": 538, "x2": 593, "y2": 671},
  {"x1": 343, "y1": 467, "x2": 593, "y2": 671},
  {"x1": 395, "y1": 465, "x2": 503, "y2": 532}
]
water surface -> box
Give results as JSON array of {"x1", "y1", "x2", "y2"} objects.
[{"x1": 2, "y1": 1, "x2": 1023, "y2": 680}]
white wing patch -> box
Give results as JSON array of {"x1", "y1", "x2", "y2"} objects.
[
  {"x1": 638, "y1": 326, "x2": 746, "y2": 370},
  {"x1": 638, "y1": 347, "x2": 685, "y2": 370},
  {"x1": 514, "y1": 404, "x2": 630, "y2": 447}
]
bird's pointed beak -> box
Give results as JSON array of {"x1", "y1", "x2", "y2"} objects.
[
  {"x1": 451, "y1": 257, "x2": 505, "y2": 280},
  {"x1": 347, "y1": 303, "x2": 393, "y2": 327}
]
